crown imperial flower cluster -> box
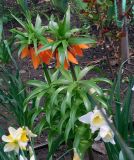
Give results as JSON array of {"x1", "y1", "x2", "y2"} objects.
[{"x1": 79, "y1": 107, "x2": 115, "y2": 144}]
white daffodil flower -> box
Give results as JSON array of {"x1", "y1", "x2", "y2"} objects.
[
  {"x1": 132, "y1": 86, "x2": 134, "y2": 91},
  {"x1": 95, "y1": 125, "x2": 115, "y2": 145},
  {"x1": 25, "y1": 127, "x2": 37, "y2": 139},
  {"x1": 79, "y1": 108, "x2": 106, "y2": 133},
  {"x1": 2, "y1": 127, "x2": 28, "y2": 153}
]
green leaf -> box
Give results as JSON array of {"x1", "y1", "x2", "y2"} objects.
[
  {"x1": 65, "y1": 119, "x2": 72, "y2": 142},
  {"x1": 49, "y1": 20, "x2": 59, "y2": 31},
  {"x1": 27, "y1": 80, "x2": 46, "y2": 87},
  {"x1": 34, "y1": 117, "x2": 46, "y2": 134},
  {"x1": 80, "y1": 80, "x2": 103, "y2": 96},
  {"x1": 58, "y1": 45, "x2": 66, "y2": 66},
  {"x1": 37, "y1": 43, "x2": 53, "y2": 54},
  {"x1": 68, "y1": 37, "x2": 96, "y2": 45},
  {"x1": 51, "y1": 70, "x2": 60, "y2": 81},
  {"x1": 47, "y1": 134, "x2": 64, "y2": 160},
  {"x1": 24, "y1": 87, "x2": 47, "y2": 110},
  {"x1": 52, "y1": 41, "x2": 62, "y2": 52},
  {"x1": 50, "y1": 86, "x2": 68, "y2": 106},
  {"x1": 70, "y1": 103, "x2": 78, "y2": 130},
  {"x1": 11, "y1": 14, "x2": 26, "y2": 29},
  {"x1": 65, "y1": 28, "x2": 80, "y2": 38},
  {"x1": 90, "y1": 77, "x2": 112, "y2": 85},
  {"x1": 35, "y1": 14, "x2": 42, "y2": 31},
  {"x1": 35, "y1": 92, "x2": 45, "y2": 108},
  {"x1": 95, "y1": 96, "x2": 108, "y2": 108},
  {"x1": 59, "y1": 112, "x2": 69, "y2": 134},
  {"x1": 77, "y1": 66, "x2": 94, "y2": 80},
  {"x1": 66, "y1": 83, "x2": 77, "y2": 106},
  {"x1": 80, "y1": 90, "x2": 91, "y2": 111},
  {"x1": 30, "y1": 108, "x2": 42, "y2": 127},
  {"x1": 61, "y1": 98, "x2": 68, "y2": 116},
  {"x1": 60, "y1": 68, "x2": 72, "y2": 81},
  {"x1": 63, "y1": 6, "x2": 70, "y2": 32}
]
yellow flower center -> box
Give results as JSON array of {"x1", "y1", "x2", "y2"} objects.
[
  {"x1": 20, "y1": 130, "x2": 29, "y2": 142},
  {"x1": 92, "y1": 114, "x2": 104, "y2": 125},
  {"x1": 105, "y1": 132, "x2": 112, "y2": 139}
]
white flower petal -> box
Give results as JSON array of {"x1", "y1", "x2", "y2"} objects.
[
  {"x1": 79, "y1": 112, "x2": 93, "y2": 124},
  {"x1": 8, "y1": 127, "x2": 17, "y2": 138},
  {"x1": 25, "y1": 127, "x2": 37, "y2": 138},
  {"x1": 2, "y1": 135, "x2": 13, "y2": 143},
  {"x1": 132, "y1": 86, "x2": 134, "y2": 91},
  {"x1": 93, "y1": 108, "x2": 106, "y2": 115},
  {"x1": 90, "y1": 125, "x2": 99, "y2": 133},
  {"x1": 110, "y1": 139, "x2": 115, "y2": 145},
  {"x1": 4, "y1": 143, "x2": 18, "y2": 152},
  {"x1": 18, "y1": 141, "x2": 27, "y2": 150},
  {"x1": 94, "y1": 134, "x2": 101, "y2": 141},
  {"x1": 99, "y1": 125, "x2": 115, "y2": 145}
]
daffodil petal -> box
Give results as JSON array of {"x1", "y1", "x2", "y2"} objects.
[
  {"x1": 8, "y1": 127, "x2": 18, "y2": 139},
  {"x1": 110, "y1": 139, "x2": 116, "y2": 145},
  {"x1": 94, "y1": 134, "x2": 101, "y2": 141},
  {"x1": 90, "y1": 125, "x2": 99, "y2": 133},
  {"x1": 99, "y1": 125, "x2": 115, "y2": 144},
  {"x1": 4, "y1": 142, "x2": 18, "y2": 152},
  {"x1": 2, "y1": 135, "x2": 13, "y2": 142},
  {"x1": 25, "y1": 127, "x2": 37, "y2": 138},
  {"x1": 79, "y1": 112, "x2": 93, "y2": 124}
]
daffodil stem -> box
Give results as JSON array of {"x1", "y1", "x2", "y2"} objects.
[
  {"x1": 21, "y1": 149, "x2": 26, "y2": 159},
  {"x1": 69, "y1": 63, "x2": 77, "y2": 81},
  {"x1": 43, "y1": 64, "x2": 51, "y2": 85},
  {"x1": 30, "y1": 140, "x2": 37, "y2": 160}
]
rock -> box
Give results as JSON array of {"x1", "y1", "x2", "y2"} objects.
[{"x1": 92, "y1": 142, "x2": 107, "y2": 155}]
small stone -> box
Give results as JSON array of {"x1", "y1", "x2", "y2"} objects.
[
  {"x1": 19, "y1": 69, "x2": 26, "y2": 74},
  {"x1": 92, "y1": 142, "x2": 107, "y2": 155}
]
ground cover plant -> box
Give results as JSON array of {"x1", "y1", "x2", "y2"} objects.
[{"x1": 0, "y1": 0, "x2": 134, "y2": 160}]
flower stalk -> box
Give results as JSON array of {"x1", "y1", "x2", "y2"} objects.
[
  {"x1": 43, "y1": 63, "x2": 51, "y2": 85},
  {"x1": 69, "y1": 62, "x2": 77, "y2": 81}
]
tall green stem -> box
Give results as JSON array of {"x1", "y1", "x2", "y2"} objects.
[
  {"x1": 43, "y1": 64, "x2": 51, "y2": 85},
  {"x1": 69, "y1": 62, "x2": 77, "y2": 81}
]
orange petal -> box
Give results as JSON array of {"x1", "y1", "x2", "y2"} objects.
[
  {"x1": 39, "y1": 50, "x2": 52, "y2": 65},
  {"x1": 78, "y1": 44, "x2": 89, "y2": 49},
  {"x1": 47, "y1": 38, "x2": 53, "y2": 42},
  {"x1": 55, "y1": 51, "x2": 60, "y2": 68},
  {"x1": 30, "y1": 48, "x2": 41, "y2": 69},
  {"x1": 21, "y1": 47, "x2": 30, "y2": 59},
  {"x1": 68, "y1": 51, "x2": 78, "y2": 64},
  {"x1": 64, "y1": 59, "x2": 69, "y2": 70},
  {"x1": 71, "y1": 45, "x2": 83, "y2": 57}
]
